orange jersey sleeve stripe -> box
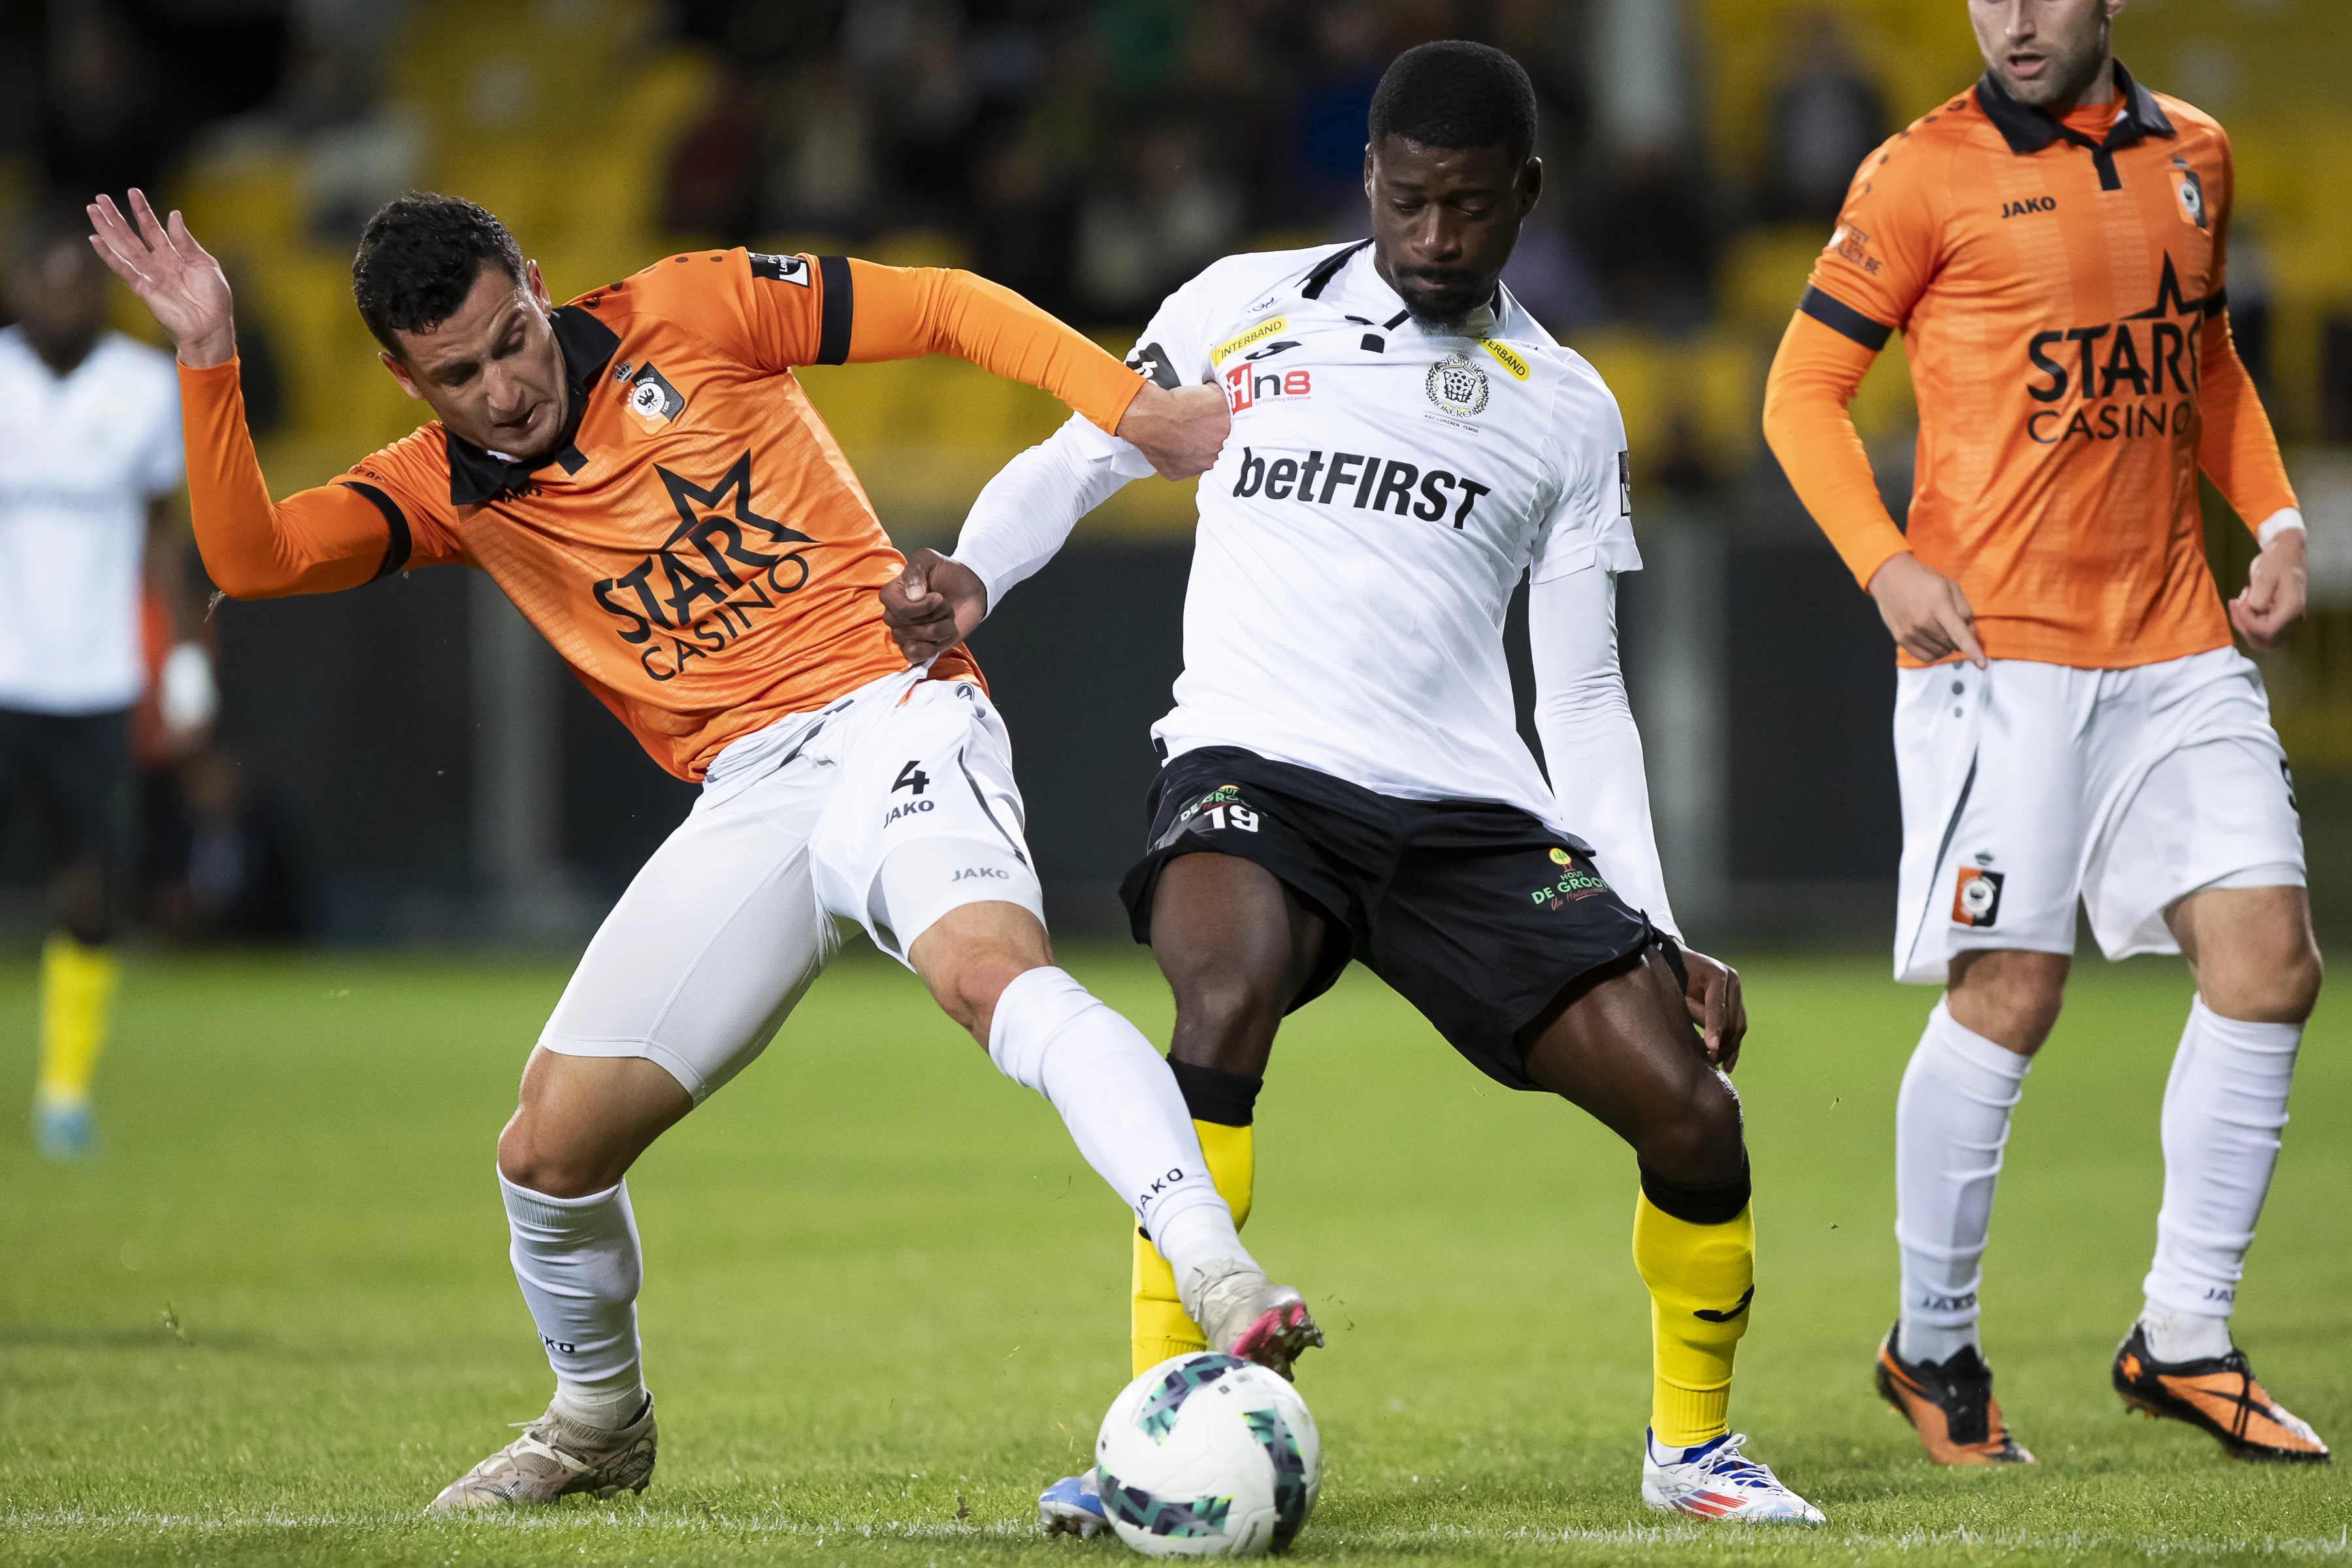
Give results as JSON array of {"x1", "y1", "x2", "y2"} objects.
[
  {"x1": 179, "y1": 358, "x2": 416, "y2": 598},
  {"x1": 1762, "y1": 310, "x2": 1912, "y2": 591},
  {"x1": 840, "y1": 259, "x2": 1144, "y2": 436}
]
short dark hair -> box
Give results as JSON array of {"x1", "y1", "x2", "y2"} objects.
[
  {"x1": 1367, "y1": 41, "x2": 1538, "y2": 163},
  {"x1": 351, "y1": 192, "x2": 525, "y2": 355}
]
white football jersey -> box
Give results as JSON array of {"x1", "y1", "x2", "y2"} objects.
[
  {"x1": 0, "y1": 327, "x2": 184, "y2": 713},
  {"x1": 1071, "y1": 241, "x2": 1638, "y2": 823}
]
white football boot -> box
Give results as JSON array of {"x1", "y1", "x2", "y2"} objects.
[
  {"x1": 427, "y1": 1394, "x2": 658, "y2": 1511},
  {"x1": 1639, "y1": 1429, "x2": 1823, "y2": 1523},
  {"x1": 1179, "y1": 1260, "x2": 1324, "y2": 1380}
]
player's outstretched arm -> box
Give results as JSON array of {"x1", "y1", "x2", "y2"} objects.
[
  {"x1": 89, "y1": 191, "x2": 412, "y2": 599},
  {"x1": 880, "y1": 415, "x2": 1150, "y2": 665},
  {"x1": 840, "y1": 263, "x2": 1228, "y2": 478},
  {"x1": 1528, "y1": 565, "x2": 1746, "y2": 1068}
]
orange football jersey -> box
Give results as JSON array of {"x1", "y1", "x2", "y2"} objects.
[
  {"x1": 180, "y1": 250, "x2": 1143, "y2": 777},
  {"x1": 1763, "y1": 64, "x2": 2296, "y2": 668}
]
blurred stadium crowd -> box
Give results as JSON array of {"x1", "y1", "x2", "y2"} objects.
[{"x1": 1, "y1": 0, "x2": 2349, "y2": 943}]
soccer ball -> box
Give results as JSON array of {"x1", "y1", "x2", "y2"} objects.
[{"x1": 1094, "y1": 1352, "x2": 1321, "y2": 1558}]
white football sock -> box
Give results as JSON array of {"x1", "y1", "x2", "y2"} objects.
[
  {"x1": 2140, "y1": 996, "x2": 2300, "y2": 1336},
  {"x1": 1895, "y1": 999, "x2": 2031, "y2": 1365},
  {"x1": 499, "y1": 1172, "x2": 649, "y2": 1428},
  {"x1": 987, "y1": 966, "x2": 1250, "y2": 1281},
  {"x1": 2138, "y1": 1303, "x2": 2234, "y2": 1362}
]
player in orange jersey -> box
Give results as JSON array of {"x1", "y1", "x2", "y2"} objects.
[
  {"x1": 1764, "y1": 0, "x2": 2326, "y2": 1467},
  {"x1": 89, "y1": 188, "x2": 1321, "y2": 1508}
]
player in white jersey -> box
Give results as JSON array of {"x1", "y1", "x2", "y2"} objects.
[
  {"x1": 887, "y1": 44, "x2": 1821, "y2": 1529},
  {"x1": 1, "y1": 210, "x2": 211, "y2": 1159}
]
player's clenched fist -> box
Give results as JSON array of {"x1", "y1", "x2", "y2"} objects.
[
  {"x1": 1867, "y1": 551, "x2": 1987, "y2": 669},
  {"x1": 881, "y1": 548, "x2": 988, "y2": 667},
  {"x1": 1115, "y1": 382, "x2": 1231, "y2": 480},
  {"x1": 86, "y1": 190, "x2": 237, "y2": 369}
]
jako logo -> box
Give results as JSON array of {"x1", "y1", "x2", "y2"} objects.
[
  {"x1": 2001, "y1": 195, "x2": 2056, "y2": 219},
  {"x1": 882, "y1": 800, "x2": 935, "y2": 826},
  {"x1": 1224, "y1": 362, "x2": 1311, "y2": 412},
  {"x1": 952, "y1": 866, "x2": 1008, "y2": 881}
]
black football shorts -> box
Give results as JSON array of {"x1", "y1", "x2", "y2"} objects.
[
  {"x1": 0, "y1": 706, "x2": 130, "y2": 871},
  {"x1": 1119, "y1": 745, "x2": 1669, "y2": 1091}
]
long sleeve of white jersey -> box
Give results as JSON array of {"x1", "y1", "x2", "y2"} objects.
[
  {"x1": 1527, "y1": 565, "x2": 1680, "y2": 941},
  {"x1": 949, "y1": 415, "x2": 1150, "y2": 610}
]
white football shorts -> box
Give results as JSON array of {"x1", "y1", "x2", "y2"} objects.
[
  {"x1": 1892, "y1": 645, "x2": 2304, "y2": 985},
  {"x1": 538, "y1": 668, "x2": 1044, "y2": 1100}
]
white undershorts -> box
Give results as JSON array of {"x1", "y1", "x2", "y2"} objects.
[
  {"x1": 1892, "y1": 646, "x2": 2304, "y2": 985},
  {"x1": 538, "y1": 668, "x2": 1044, "y2": 1100}
]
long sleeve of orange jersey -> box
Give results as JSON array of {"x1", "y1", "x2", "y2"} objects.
[
  {"x1": 2197, "y1": 314, "x2": 2298, "y2": 534},
  {"x1": 1762, "y1": 312, "x2": 1913, "y2": 589},
  {"x1": 178, "y1": 359, "x2": 406, "y2": 598},
  {"x1": 840, "y1": 260, "x2": 1144, "y2": 436}
]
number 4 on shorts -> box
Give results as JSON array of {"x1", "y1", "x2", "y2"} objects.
[{"x1": 894, "y1": 760, "x2": 929, "y2": 795}]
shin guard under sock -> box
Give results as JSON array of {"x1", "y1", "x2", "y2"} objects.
[
  {"x1": 988, "y1": 968, "x2": 1247, "y2": 1280},
  {"x1": 1133, "y1": 1059, "x2": 1261, "y2": 1374},
  {"x1": 500, "y1": 1173, "x2": 647, "y2": 1427},
  {"x1": 1633, "y1": 1167, "x2": 1754, "y2": 1448},
  {"x1": 2142, "y1": 996, "x2": 2301, "y2": 1333},
  {"x1": 36, "y1": 934, "x2": 117, "y2": 1108}
]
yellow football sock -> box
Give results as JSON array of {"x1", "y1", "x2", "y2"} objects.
[
  {"x1": 37, "y1": 934, "x2": 118, "y2": 1107},
  {"x1": 1632, "y1": 1190, "x2": 1755, "y2": 1448},
  {"x1": 1132, "y1": 1119, "x2": 1254, "y2": 1375}
]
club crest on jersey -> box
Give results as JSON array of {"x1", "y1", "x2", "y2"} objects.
[
  {"x1": 1426, "y1": 352, "x2": 1490, "y2": 419},
  {"x1": 2170, "y1": 166, "x2": 2207, "y2": 230},
  {"x1": 625, "y1": 365, "x2": 686, "y2": 430},
  {"x1": 1952, "y1": 866, "x2": 2005, "y2": 928}
]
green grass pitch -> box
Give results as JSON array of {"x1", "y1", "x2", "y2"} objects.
[{"x1": 1, "y1": 945, "x2": 2344, "y2": 1565}]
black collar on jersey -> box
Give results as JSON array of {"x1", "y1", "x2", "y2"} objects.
[
  {"x1": 1975, "y1": 59, "x2": 2174, "y2": 191},
  {"x1": 445, "y1": 304, "x2": 619, "y2": 506}
]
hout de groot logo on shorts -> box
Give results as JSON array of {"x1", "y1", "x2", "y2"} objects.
[
  {"x1": 1531, "y1": 845, "x2": 1609, "y2": 909},
  {"x1": 591, "y1": 451, "x2": 816, "y2": 682}
]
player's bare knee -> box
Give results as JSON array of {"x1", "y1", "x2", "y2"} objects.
[
  {"x1": 1948, "y1": 951, "x2": 2066, "y2": 1054},
  {"x1": 1166, "y1": 970, "x2": 1284, "y2": 1075},
  {"x1": 1637, "y1": 1075, "x2": 1745, "y2": 1188},
  {"x1": 2206, "y1": 938, "x2": 2323, "y2": 1024},
  {"x1": 496, "y1": 1109, "x2": 614, "y2": 1199}
]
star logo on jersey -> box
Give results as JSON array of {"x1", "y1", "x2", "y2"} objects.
[
  {"x1": 1425, "y1": 352, "x2": 1490, "y2": 419},
  {"x1": 590, "y1": 451, "x2": 817, "y2": 682}
]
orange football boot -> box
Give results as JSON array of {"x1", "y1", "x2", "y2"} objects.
[
  {"x1": 1874, "y1": 1324, "x2": 2034, "y2": 1464},
  {"x1": 2112, "y1": 1323, "x2": 2329, "y2": 1463}
]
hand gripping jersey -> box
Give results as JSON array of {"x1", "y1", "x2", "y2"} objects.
[
  {"x1": 1103, "y1": 241, "x2": 1638, "y2": 824},
  {"x1": 1763, "y1": 63, "x2": 2298, "y2": 669},
  {"x1": 178, "y1": 250, "x2": 1143, "y2": 779}
]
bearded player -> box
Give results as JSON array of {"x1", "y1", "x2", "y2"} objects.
[
  {"x1": 1764, "y1": 0, "x2": 2326, "y2": 1465},
  {"x1": 88, "y1": 188, "x2": 1319, "y2": 1508},
  {"x1": 889, "y1": 43, "x2": 1823, "y2": 1526}
]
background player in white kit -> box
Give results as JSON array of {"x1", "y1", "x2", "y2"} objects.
[
  {"x1": 2, "y1": 209, "x2": 214, "y2": 1160},
  {"x1": 887, "y1": 42, "x2": 1822, "y2": 1527}
]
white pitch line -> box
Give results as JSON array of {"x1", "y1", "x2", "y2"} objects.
[{"x1": 4, "y1": 1511, "x2": 2348, "y2": 1558}]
